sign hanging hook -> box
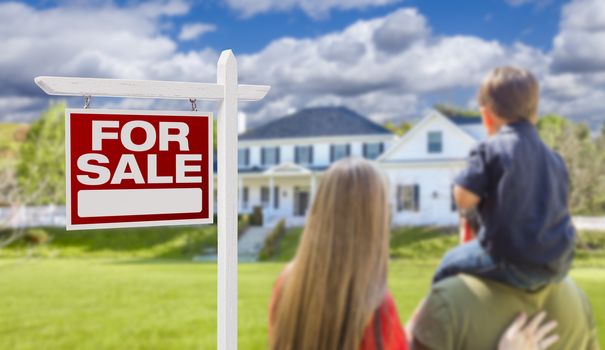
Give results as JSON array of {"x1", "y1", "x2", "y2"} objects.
[
  {"x1": 83, "y1": 95, "x2": 92, "y2": 109},
  {"x1": 189, "y1": 98, "x2": 197, "y2": 112}
]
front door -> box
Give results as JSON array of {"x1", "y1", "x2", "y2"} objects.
[{"x1": 294, "y1": 189, "x2": 310, "y2": 216}]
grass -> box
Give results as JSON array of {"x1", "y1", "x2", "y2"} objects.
[
  {"x1": 269, "y1": 226, "x2": 605, "y2": 266},
  {"x1": 0, "y1": 226, "x2": 217, "y2": 259},
  {"x1": 272, "y1": 225, "x2": 460, "y2": 263},
  {"x1": 271, "y1": 227, "x2": 302, "y2": 261},
  {"x1": 0, "y1": 226, "x2": 604, "y2": 348},
  {"x1": 0, "y1": 259, "x2": 603, "y2": 349}
]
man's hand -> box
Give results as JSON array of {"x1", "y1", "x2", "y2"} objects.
[
  {"x1": 454, "y1": 185, "x2": 480, "y2": 210},
  {"x1": 498, "y1": 312, "x2": 559, "y2": 350}
]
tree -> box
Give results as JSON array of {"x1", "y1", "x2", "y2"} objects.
[
  {"x1": 537, "y1": 114, "x2": 605, "y2": 215},
  {"x1": 537, "y1": 114, "x2": 568, "y2": 147},
  {"x1": 434, "y1": 103, "x2": 481, "y2": 118},
  {"x1": 384, "y1": 121, "x2": 412, "y2": 136},
  {"x1": 0, "y1": 167, "x2": 26, "y2": 248},
  {"x1": 16, "y1": 102, "x2": 66, "y2": 205}
]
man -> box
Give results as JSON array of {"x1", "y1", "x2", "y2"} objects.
[{"x1": 410, "y1": 211, "x2": 599, "y2": 350}]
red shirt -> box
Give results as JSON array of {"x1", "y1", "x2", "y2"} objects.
[
  {"x1": 461, "y1": 220, "x2": 475, "y2": 243},
  {"x1": 269, "y1": 269, "x2": 408, "y2": 350}
]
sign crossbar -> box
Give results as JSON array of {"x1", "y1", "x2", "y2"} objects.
[{"x1": 35, "y1": 76, "x2": 269, "y2": 101}]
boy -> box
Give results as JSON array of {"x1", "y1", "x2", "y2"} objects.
[{"x1": 434, "y1": 66, "x2": 576, "y2": 291}]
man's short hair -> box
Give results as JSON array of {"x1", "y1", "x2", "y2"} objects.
[{"x1": 478, "y1": 66, "x2": 539, "y2": 121}]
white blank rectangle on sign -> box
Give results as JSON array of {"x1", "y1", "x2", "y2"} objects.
[{"x1": 78, "y1": 188, "x2": 202, "y2": 217}]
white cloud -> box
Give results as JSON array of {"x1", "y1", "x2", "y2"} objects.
[
  {"x1": 535, "y1": 0, "x2": 605, "y2": 128},
  {"x1": 0, "y1": 0, "x2": 186, "y2": 94},
  {"x1": 178, "y1": 23, "x2": 216, "y2": 41},
  {"x1": 551, "y1": 0, "x2": 605, "y2": 73},
  {"x1": 0, "y1": 1, "x2": 604, "y2": 130},
  {"x1": 373, "y1": 8, "x2": 430, "y2": 53},
  {"x1": 0, "y1": 0, "x2": 220, "y2": 121},
  {"x1": 223, "y1": 0, "x2": 401, "y2": 19},
  {"x1": 236, "y1": 10, "x2": 549, "y2": 125}
]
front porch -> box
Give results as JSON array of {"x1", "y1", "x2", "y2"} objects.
[{"x1": 238, "y1": 163, "x2": 323, "y2": 227}]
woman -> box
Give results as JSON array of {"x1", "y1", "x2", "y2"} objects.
[{"x1": 268, "y1": 158, "x2": 558, "y2": 350}]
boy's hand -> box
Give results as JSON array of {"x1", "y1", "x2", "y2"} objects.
[{"x1": 454, "y1": 185, "x2": 480, "y2": 210}]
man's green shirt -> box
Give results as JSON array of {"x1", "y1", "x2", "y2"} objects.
[{"x1": 413, "y1": 275, "x2": 599, "y2": 350}]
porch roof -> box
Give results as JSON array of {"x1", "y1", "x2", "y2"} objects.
[{"x1": 236, "y1": 164, "x2": 329, "y2": 176}]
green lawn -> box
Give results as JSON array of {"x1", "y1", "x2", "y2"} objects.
[
  {"x1": 0, "y1": 259, "x2": 603, "y2": 349},
  {"x1": 273, "y1": 226, "x2": 605, "y2": 266},
  {"x1": 1, "y1": 227, "x2": 604, "y2": 349},
  {"x1": 0, "y1": 226, "x2": 217, "y2": 259}
]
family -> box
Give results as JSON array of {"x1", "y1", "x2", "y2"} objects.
[{"x1": 266, "y1": 67, "x2": 599, "y2": 349}]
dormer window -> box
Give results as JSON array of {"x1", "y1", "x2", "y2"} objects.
[
  {"x1": 428, "y1": 131, "x2": 443, "y2": 153},
  {"x1": 295, "y1": 146, "x2": 313, "y2": 165},
  {"x1": 330, "y1": 144, "x2": 350, "y2": 162},
  {"x1": 238, "y1": 148, "x2": 249, "y2": 168},
  {"x1": 261, "y1": 147, "x2": 280, "y2": 166}
]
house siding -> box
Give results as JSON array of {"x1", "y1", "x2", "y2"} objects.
[{"x1": 232, "y1": 110, "x2": 481, "y2": 228}]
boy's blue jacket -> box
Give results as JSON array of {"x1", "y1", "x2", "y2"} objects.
[{"x1": 455, "y1": 119, "x2": 575, "y2": 273}]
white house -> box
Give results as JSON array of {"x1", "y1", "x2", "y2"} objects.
[
  {"x1": 231, "y1": 106, "x2": 485, "y2": 227},
  {"x1": 378, "y1": 111, "x2": 485, "y2": 226},
  {"x1": 235, "y1": 107, "x2": 396, "y2": 227}
]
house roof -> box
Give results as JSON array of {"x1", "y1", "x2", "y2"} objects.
[
  {"x1": 446, "y1": 114, "x2": 482, "y2": 126},
  {"x1": 238, "y1": 165, "x2": 330, "y2": 174},
  {"x1": 239, "y1": 106, "x2": 392, "y2": 140},
  {"x1": 377, "y1": 110, "x2": 481, "y2": 162}
]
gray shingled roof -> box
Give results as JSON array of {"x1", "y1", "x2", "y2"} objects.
[
  {"x1": 240, "y1": 107, "x2": 392, "y2": 140},
  {"x1": 446, "y1": 115, "x2": 482, "y2": 126}
]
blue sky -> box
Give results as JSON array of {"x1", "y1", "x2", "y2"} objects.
[
  {"x1": 170, "y1": 0, "x2": 564, "y2": 53},
  {"x1": 30, "y1": 0, "x2": 565, "y2": 54},
  {"x1": 1, "y1": 0, "x2": 604, "y2": 129}
]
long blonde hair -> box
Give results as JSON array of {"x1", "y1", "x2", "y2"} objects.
[{"x1": 270, "y1": 157, "x2": 391, "y2": 350}]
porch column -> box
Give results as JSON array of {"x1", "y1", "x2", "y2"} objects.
[
  {"x1": 269, "y1": 176, "x2": 275, "y2": 213},
  {"x1": 310, "y1": 174, "x2": 317, "y2": 202}
]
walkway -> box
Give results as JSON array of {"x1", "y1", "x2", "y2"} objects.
[{"x1": 238, "y1": 225, "x2": 274, "y2": 262}]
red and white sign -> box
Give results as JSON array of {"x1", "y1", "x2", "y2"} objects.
[{"x1": 65, "y1": 109, "x2": 213, "y2": 230}]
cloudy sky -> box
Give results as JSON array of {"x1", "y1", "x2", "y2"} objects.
[{"x1": 1, "y1": 0, "x2": 604, "y2": 129}]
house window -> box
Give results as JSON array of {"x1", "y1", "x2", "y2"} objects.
[
  {"x1": 238, "y1": 148, "x2": 249, "y2": 168},
  {"x1": 330, "y1": 144, "x2": 350, "y2": 162},
  {"x1": 363, "y1": 142, "x2": 384, "y2": 160},
  {"x1": 295, "y1": 146, "x2": 313, "y2": 165},
  {"x1": 242, "y1": 187, "x2": 249, "y2": 209},
  {"x1": 274, "y1": 186, "x2": 279, "y2": 209},
  {"x1": 428, "y1": 131, "x2": 443, "y2": 153},
  {"x1": 397, "y1": 184, "x2": 420, "y2": 212},
  {"x1": 261, "y1": 147, "x2": 280, "y2": 166},
  {"x1": 261, "y1": 187, "x2": 270, "y2": 208}
]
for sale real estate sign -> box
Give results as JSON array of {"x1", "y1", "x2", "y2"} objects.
[{"x1": 66, "y1": 109, "x2": 213, "y2": 230}]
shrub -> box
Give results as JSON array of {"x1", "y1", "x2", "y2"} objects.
[
  {"x1": 258, "y1": 219, "x2": 286, "y2": 261},
  {"x1": 249, "y1": 206, "x2": 263, "y2": 226},
  {"x1": 238, "y1": 214, "x2": 250, "y2": 238},
  {"x1": 23, "y1": 229, "x2": 50, "y2": 245}
]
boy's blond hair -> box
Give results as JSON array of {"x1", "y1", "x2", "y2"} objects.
[{"x1": 478, "y1": 66, "x2": 539, "y2": 121}]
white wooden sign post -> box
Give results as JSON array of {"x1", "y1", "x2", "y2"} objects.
[{"x1": 35, "y1": 50, "x2": 270, "y2": 350}]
